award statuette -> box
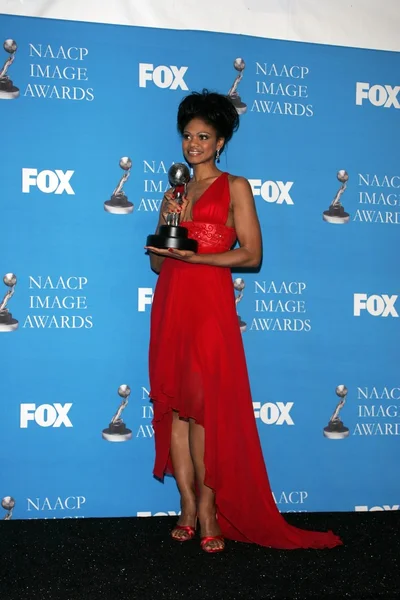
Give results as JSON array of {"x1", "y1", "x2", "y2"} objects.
[
  {"x1": 104, "y1": 157, "x2": 134, "y2": 214},
  {"x1": 2, "y1": 496, "x2": 15, "y2": 520},
  {"x1": 102, "y1": 385, "x2": 132, "y2": 442},
  {"x1": 0, "y1": 273, "x2": 18, "y2": 332},
  {"x1": 323, "y1": 385, "x2": 350, "y2": 439},
  {"x1": 146, "y1": 163, "x2": 198, "y2": 251},
  {"x1": 228, "y1": 58, "x2": 247, "y2": 115},
  {"x1": 323, "y1": 170, "x2": 350, "y2": 224},
  {"x1": 233, "y1": 278, "x2": 247, "y2": 332},
  {"x1": 0, "y1": 40, "x2": 19, "y2": 100}
]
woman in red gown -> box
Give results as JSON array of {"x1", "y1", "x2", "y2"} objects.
[{"x1": 145, "y1": 91, "x2": 342, "y2": 553}]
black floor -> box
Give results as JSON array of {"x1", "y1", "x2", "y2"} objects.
[{"x1": 1, "y1": 511, "x2": 399, "y2": 599}]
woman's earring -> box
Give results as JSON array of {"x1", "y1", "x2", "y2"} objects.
[{"x1": 216, "y1": 149, "x2": 220, "y2": 163}]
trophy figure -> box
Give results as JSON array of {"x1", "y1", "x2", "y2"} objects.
[
  {"x1": 233, "y1": 278, "x2": 247, "y2": 332},
  {"x1": 0, "y1": 273, "x2": 18, "y2": 332},
  {"x1": 102, "y1": 385, "x2": 133, "y2": 442},
  {"x1": 104, "y1": 157, "x2": 134, "y2": 214},
  {"x1": 323, "y1": 385, "x2": 350, "y2": 439},
  {"x1": 2, "y1": 496, "x2": 15, "y2": 520},
  {"x1": 0, "y1": 39, "x2": 20, "y2": 100},
  {"x1": 323, "y1": 170, "x2": 350, "y2": 224},
  {"x1": 228, "y1": 58, "x2": 247, "y2": 115},
  {"x1": 146, "y1": 163, "x2": 198, "y2": 251}
]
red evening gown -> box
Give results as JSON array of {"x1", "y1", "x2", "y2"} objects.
[{"x1": 149, "y1": 172, "x2": 342, "y2": 549}]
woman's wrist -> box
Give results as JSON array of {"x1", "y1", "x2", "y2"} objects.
[{"x1": 187, "y1": 253, "x2": 201, "y2": 264}]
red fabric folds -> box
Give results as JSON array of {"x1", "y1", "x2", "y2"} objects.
[{"x1": 148, "y1": 173, "x2": 342, "y2": 550}]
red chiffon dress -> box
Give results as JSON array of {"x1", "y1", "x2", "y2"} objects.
[{"x1": 149, "y1": 172, "x2": 342, "y2": 549}]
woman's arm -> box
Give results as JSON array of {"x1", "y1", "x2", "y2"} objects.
[{"x1": 190, "y1": 177, "x2": 262, "y2": 268}]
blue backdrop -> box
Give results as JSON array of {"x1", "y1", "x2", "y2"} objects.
[{"x1": 1, "y1": 14, "x2": 399, "y2": 520}]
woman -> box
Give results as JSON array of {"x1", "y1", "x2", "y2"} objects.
[{"x1": 145, "y1": 90, "x2": 342, "y2": 553}]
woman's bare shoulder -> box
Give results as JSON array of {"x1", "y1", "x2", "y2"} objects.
[{"x1": 227, "y1": 174, "x2": 252, "y2": 193}]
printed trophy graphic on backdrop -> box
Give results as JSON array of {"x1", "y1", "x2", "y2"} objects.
[
  {"x1": 0, "y1": 273, "x2": 18, "y2": 332},
  {"x1": 233, "y1": 278, "x2": 247, "y2": 332},
  {"x1": 146, "y1": 163, "x2": 198, "y2": 251},
  {"x1": 0, "y1": 39, "x2": 19, "y2": 100},
  {"x1": 323, "y1": 170, "x2": 350, "y2": 224},
  {"x1": 323, "y1": 385, "x2": 350, "y2": 439},
  {"x1": 102, "y1": 385, "x2": 132, "y2": 442},
  {"x1": 104, "y1": 157, "x2": 134, "y2": 214},
  {"x1": 228, "y1": 58, "x2": 247, "y2": 115},
  {"x1": 2, "y1": 496, "x2": 15, "y2": 520}
]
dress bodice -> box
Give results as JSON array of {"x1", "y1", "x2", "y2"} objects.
[
  {"x1": 180, "y1": 172, "x2": 236, "y2": 254},
  {"x1": 180, "y1": 221, "x2": 236, "y2": 254}
]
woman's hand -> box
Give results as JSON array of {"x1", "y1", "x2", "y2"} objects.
[
  {"x1": 162, "y1": 188, "x2": 189, "y2": 223},
  {"x1": 144, "y1": 246, "x2": 196, "y2": 261}
]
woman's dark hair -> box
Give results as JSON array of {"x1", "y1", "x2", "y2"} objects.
[{"x1": 177, "y1": 89, "x2": 240, "y2": 153}]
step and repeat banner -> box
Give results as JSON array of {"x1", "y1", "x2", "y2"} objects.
[{"x1": 1, "y1": 14, "x2": 399, "y2": 521}]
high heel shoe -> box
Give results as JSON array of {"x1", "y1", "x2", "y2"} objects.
[
  {"x1": 200, "y1": 535, "x2": 225, "y2": 553},
  {"x1": 171, "y1": 519, "x2": 197, "y2": 542}
]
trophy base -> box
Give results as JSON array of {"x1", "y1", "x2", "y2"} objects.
[
  {"x1": 0, "y1": 319, "x2": 18, "y2": 332},
  {"x1": 104, "y1": 200, "x2": 134, "y2": 215},
  {"x1": 102, "y1": 427, "x2": 133, "y2": 442},
  {"x1": 147, "y1": 225, "x2": 198, "y2": 252},
  {"x1": 233, "y1": 102, "x2": 247, "y2": 115},
  {"x1": 323, "y1": 425, "x2": 350, "y2": 439},
  {"x1": 230, "y1": 93, "x2": 247, "y2": 115},
  {"x1": 323, "y1": 209, "x2": 350, "y2": 224},
  {"x1": 238, "y1": 317, "x2": 247, "y2": 333},
  {"x1": 0, "y1": 85, "x2": 20, "y2": 100}
]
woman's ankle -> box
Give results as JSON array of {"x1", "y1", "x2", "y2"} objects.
[{"x1": 178, "y1": 493, "x2": 197, "y2": 521}]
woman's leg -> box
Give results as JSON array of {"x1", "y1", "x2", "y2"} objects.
[
  {"x1": 189, "y1": 418, "x2": 224, "y2": 550},
  {"x1": 170, "y1": 410, "x2": 197, "y2": 539}
]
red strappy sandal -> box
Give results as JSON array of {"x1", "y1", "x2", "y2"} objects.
[
  {"x1": 171, "y1": 523, "x2": 196, "y2": 542},
  {"x1": 200, "y1": 535, "x2": 225, "y2": 553}
]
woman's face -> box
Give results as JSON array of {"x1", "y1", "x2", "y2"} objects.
[{"x1": 182, "y1": 118, "x2": 224, "y2": 166}]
